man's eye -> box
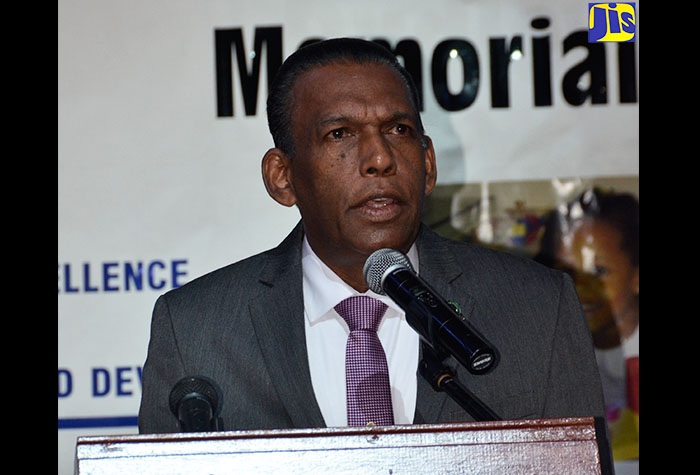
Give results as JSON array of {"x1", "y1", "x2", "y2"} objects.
[
  {"x1": 330, "y1": 128, "x2": 345, "y2": 140},
  {"x1": 389, "y1": 124, "x2": 411, "y2": 136}
]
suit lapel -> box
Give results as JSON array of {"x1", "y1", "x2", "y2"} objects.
[
  {"x1": 247, "y1": 222, "x2": 326, "y2": 428},
  {"x1": 414, "y1": 225, "x2": 479, "y2": 423}
]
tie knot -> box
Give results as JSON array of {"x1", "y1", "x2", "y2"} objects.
[{"x1": 334, "y1": 295, "x2": 388, "y2": 332}]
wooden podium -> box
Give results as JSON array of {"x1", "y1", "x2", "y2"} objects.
[{"x1": 75, "y1": 417, "x2": 612, "y2": 474}]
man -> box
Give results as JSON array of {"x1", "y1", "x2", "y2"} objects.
[{"x1": 138, "y1": 38, "x2": 606, "y2": 433}]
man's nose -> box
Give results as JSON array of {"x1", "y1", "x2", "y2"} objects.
[{"x1": 359, "y1": 132, "x2": 397, "y2": 176}]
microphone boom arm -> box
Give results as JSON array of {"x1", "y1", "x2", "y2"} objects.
[{"x1": 419, "y1": 342, "x2": 502, "y2": 422}]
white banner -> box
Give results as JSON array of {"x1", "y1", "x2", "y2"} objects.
[{"x1": 58, "y1": 1, "x2": 638, "y2": 473}]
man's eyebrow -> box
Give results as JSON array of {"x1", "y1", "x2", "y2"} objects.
[
  {"x1": 318, "y1": 111, "x2": 417, "y2": 127},
  {"x1": 387, "y1": 111, "x2": 416, "y2": 123},
  {"x1": 318, "y1": 116, "x2": 350, "y2": 127}
]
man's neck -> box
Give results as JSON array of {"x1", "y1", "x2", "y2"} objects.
[{"x1": 302, "y1": 234, "x2": 420, "y2": 293}]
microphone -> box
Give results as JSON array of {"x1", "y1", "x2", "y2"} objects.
[
  {"x1": 169, "y1": 376, "x2": 223, "y2": 432},
  {"x1": 363, "y1": 248, "x2": 498, "y2": 375}
]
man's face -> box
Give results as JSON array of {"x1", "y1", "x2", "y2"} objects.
[{"x1": 284, "y1": 61, "x2": 436, "y2": 279}]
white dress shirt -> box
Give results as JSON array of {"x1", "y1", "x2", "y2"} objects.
[{"x1": 301, "y1": 236, "x2": 420, "y2": 427}]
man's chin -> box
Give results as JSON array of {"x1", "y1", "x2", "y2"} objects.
[{"x1": 354, "y1": 228, "x2": 418, "y2": 257}]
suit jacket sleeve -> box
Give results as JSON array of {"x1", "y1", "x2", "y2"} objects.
[
  {"x1": 138, "y1": 294, "x2": 187, "y2": 433},
  {"x1": 541, "y1": 270, "x2": 606, "y2": 419}
]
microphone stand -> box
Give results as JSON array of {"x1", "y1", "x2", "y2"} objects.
[{"x1": 418, "y1": 342, "x2": 502, "y2": 422}]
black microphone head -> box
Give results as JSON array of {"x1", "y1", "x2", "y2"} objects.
[
  {"x1": 363, "y1": 248, "x2": 415, "y2": 295},
  {"x1": 169, "y1": 376, "x2": 222, "y2": 418}
]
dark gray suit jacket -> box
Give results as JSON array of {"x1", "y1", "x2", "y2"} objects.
[{"x1": 138, "y1": 222, "x2": 606, "y2": 433}]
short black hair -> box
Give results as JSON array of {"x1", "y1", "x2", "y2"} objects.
[{"x1": 266, "y1": 37, "x2": 425, "y2": 157}]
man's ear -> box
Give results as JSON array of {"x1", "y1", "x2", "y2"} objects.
[
  {"x1": 261, "y1": 148, "x2": 297, "y2": 207},
  {"x1": 422, "y1": 135, "x2": 437, "y2": 196}
]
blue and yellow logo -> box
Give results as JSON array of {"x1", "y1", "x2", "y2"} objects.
[{"x1": 588, "y1": 3, "x2": 636, "y2": 42}]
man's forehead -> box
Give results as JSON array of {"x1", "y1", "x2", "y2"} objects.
[
  {"x1": 290, "y1": 61, "x2": 417, "y2": 122},
  {"x1": 299, "y1": 59, "x2": 397, "y2": 79}
]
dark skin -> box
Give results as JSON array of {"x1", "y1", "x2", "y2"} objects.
[{"x1": 262, "y1": 61, "x2": 437, "y2": 292}]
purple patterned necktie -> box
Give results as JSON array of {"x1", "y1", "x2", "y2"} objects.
[{"x1": 334, "y1": 295, "x2": 394, "y2": 427}]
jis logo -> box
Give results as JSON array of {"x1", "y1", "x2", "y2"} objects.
[{"x1": 588, "y1": 3, "x2": 636, "y2": 42}]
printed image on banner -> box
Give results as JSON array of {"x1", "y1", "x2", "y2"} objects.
[
  {"x1": 423, "y1": 176, "x2": 639, "y2": 462},
  {"x1": 588, "y1": 3, "x2": 636, "y2": 42}
]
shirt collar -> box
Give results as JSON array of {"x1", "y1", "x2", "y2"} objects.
[{"x1": 301, "y1": 235, "x2": 419, "y2": 324}]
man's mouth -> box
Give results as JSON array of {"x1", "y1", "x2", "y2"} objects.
[
  {"x1": 353, "y1": 193, "x2": 403, "y2": 221},
  {"x1": 366, "y1": 197, "x2": 396, "y2": 208}
]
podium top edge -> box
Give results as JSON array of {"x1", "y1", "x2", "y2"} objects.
[{"x1": 76, "y1": 417, "x2": 596, "y2": 445}]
